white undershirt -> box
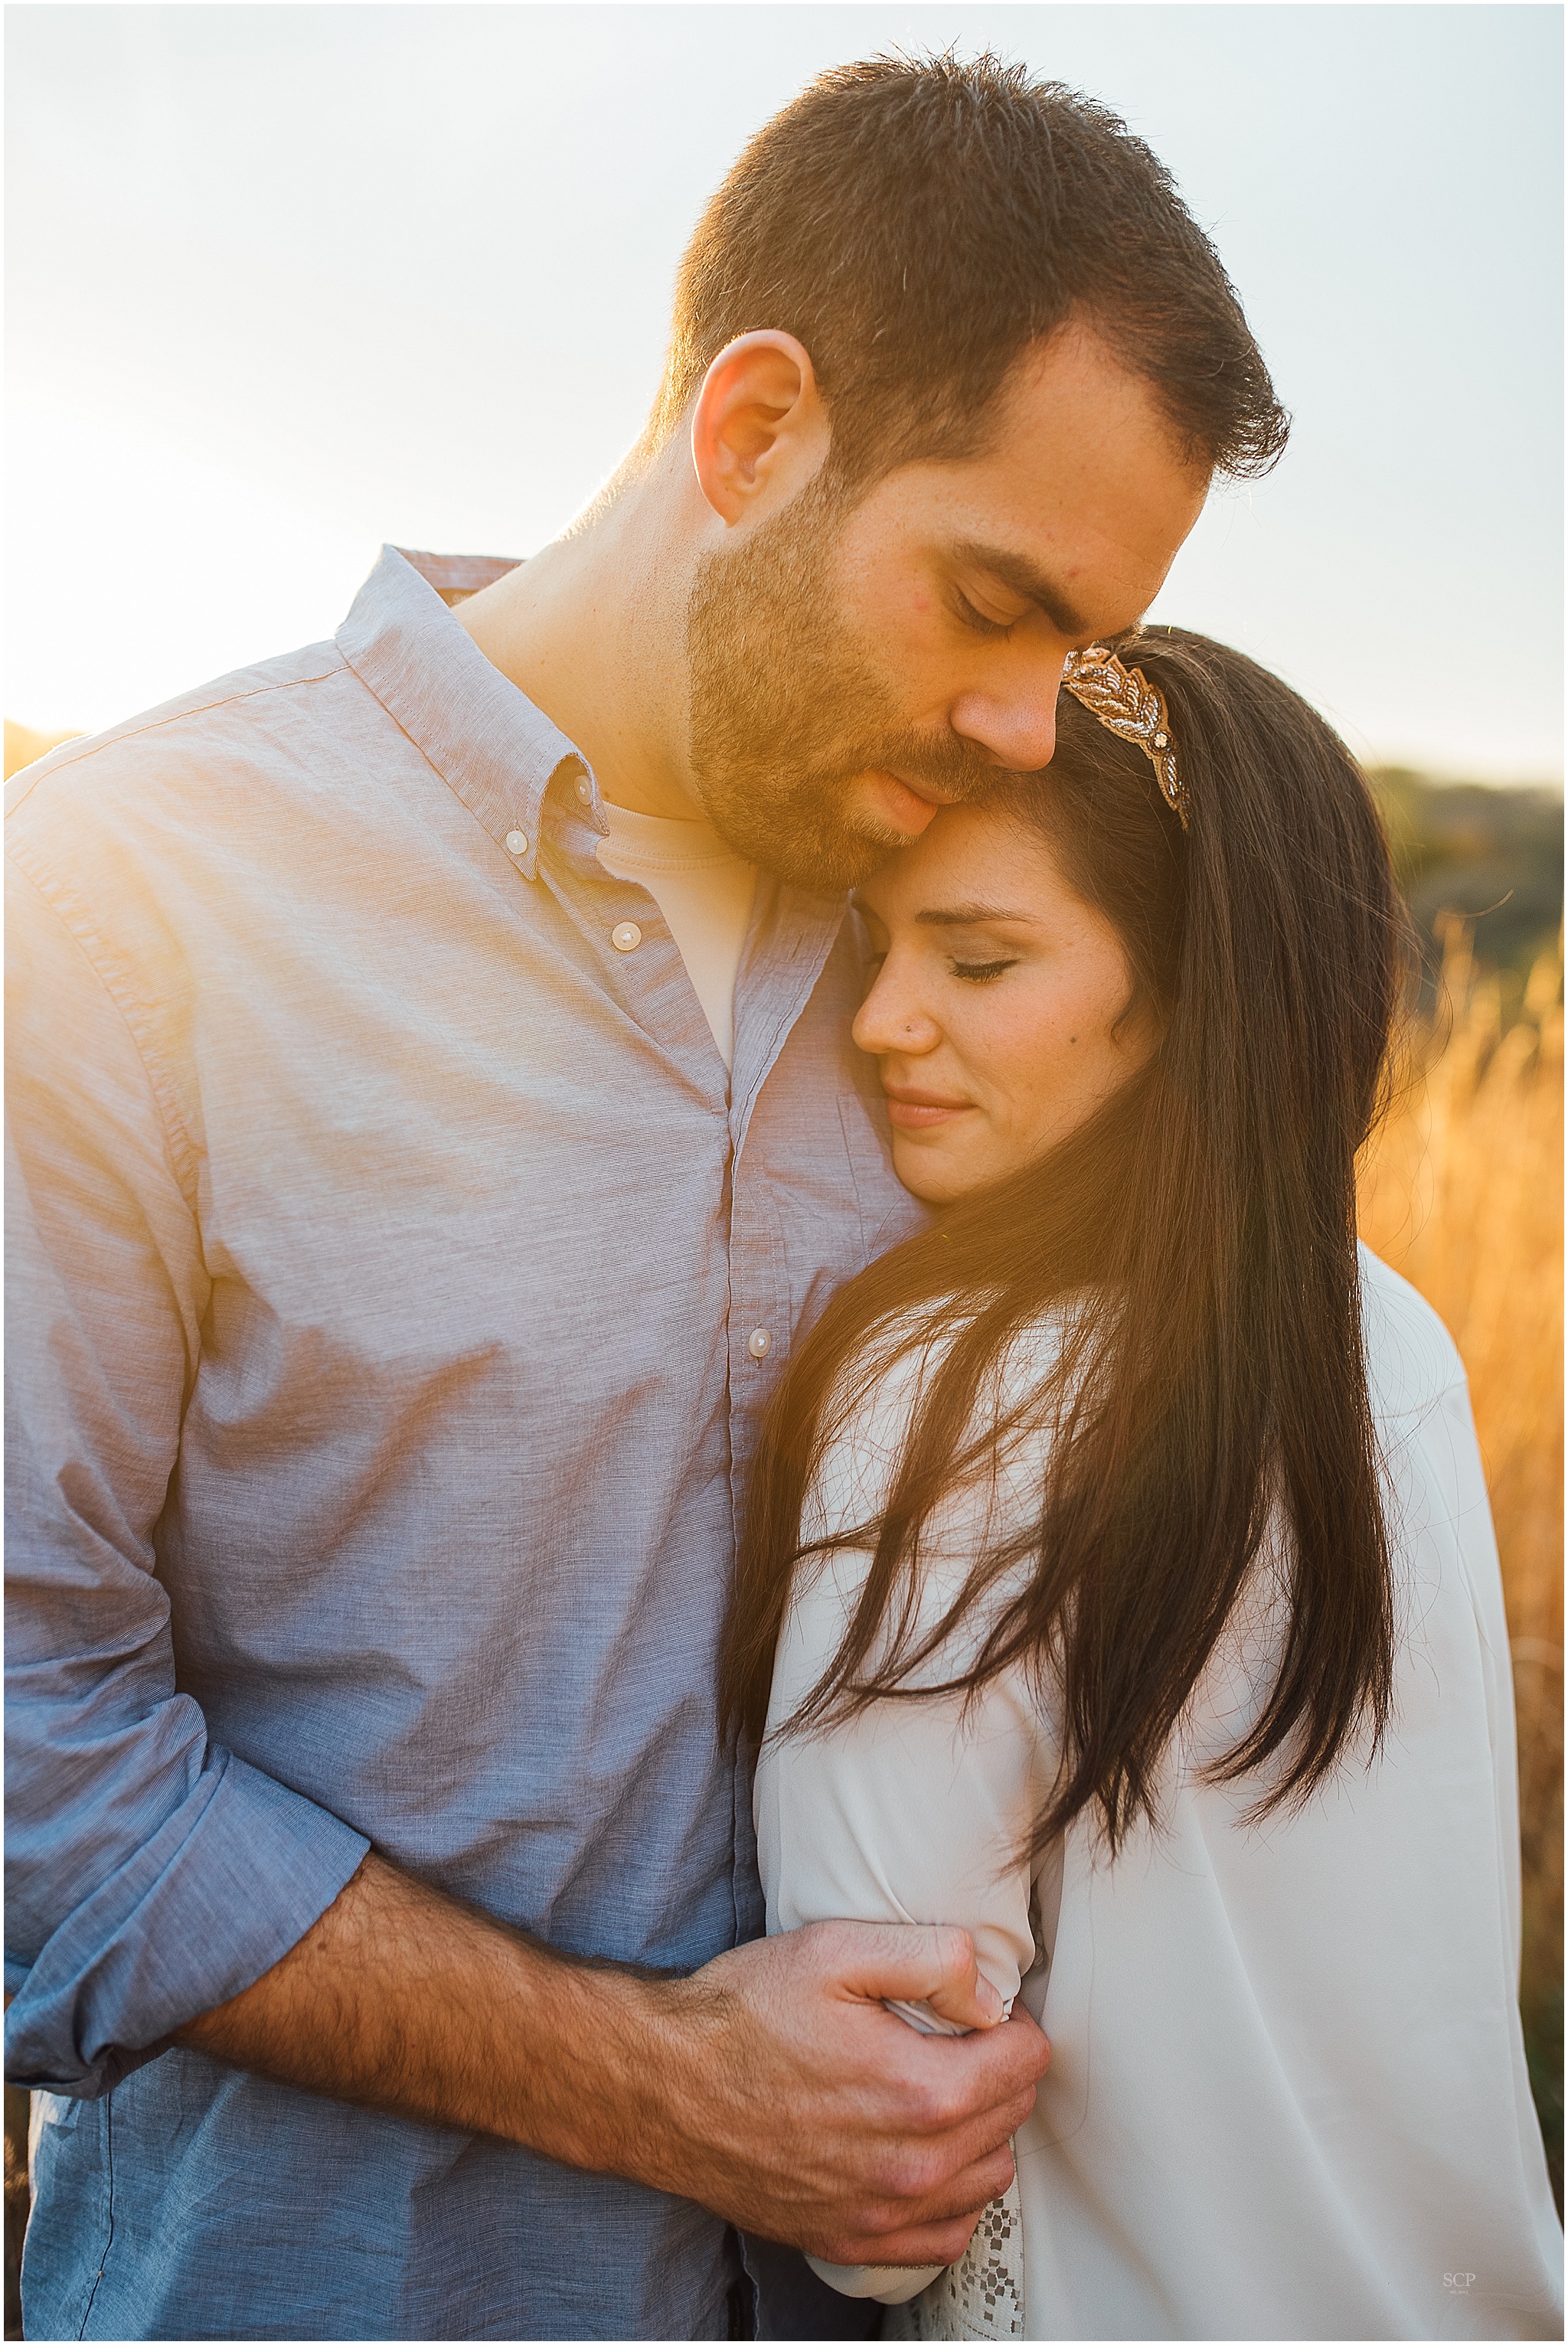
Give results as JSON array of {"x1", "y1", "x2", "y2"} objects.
[{"x1": 596, "y1": 802, "x2": 756, "y2": 1070}]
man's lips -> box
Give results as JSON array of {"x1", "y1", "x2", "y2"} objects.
[
  {"x1": 882, "y1": 1084, "x2": 974, "y2": 1130},
  {"x1": 866, "y1": 768, "x2": 962, "y2": 834}
]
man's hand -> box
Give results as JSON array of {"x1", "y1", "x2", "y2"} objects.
[
  {"x1": 178, "y1": 1855, "x2": 1048, "y2": 2266},
  {"x1": 617, "y1": 1919, "x2": 1049, "y2": 2265}
]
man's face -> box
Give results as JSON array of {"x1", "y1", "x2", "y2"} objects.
[{"x1": 686, "y1": 324, "x2": 1208, "y2": 893}]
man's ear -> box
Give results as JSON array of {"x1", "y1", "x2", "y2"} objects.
[{"x1": 690, "y1": 332, "x2": 831, "y2": 525}]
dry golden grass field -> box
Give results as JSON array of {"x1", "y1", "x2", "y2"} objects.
[{"x1": 1358, "y1": 917, "x2": 1564, "y2": 2201}]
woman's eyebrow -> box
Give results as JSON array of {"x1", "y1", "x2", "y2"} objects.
[{"x1": 915, "y1": 903, "x2": 1039, "y2": 927}]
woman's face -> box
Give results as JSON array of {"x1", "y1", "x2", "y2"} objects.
[{"x1": 852, "y1": 801, "x2": 1153, "y2": 1204}]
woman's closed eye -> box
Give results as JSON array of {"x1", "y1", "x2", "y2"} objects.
[{"x1": 951, "y1": 956, "x2": 1020, "y2": 983}]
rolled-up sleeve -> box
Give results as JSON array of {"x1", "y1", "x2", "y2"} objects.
[{"x1": 5, "y1": 845, "x2": 370, "y2": 2095}]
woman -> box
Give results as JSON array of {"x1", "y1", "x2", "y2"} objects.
[{"x1": 722, "y1": 631, "x2": 1562, "y2": 2340}]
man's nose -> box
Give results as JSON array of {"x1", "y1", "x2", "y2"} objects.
[
  {"x1": 853, "y1": 965, "x2": 941, "y2": 1058},
  {"x1": 949, "y1": 671, "x2": 1060, "y2": 772}
]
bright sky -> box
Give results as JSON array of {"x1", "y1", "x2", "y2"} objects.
[{"x1": 6, "y1": 2, "x2": 1563, "y2": 778}]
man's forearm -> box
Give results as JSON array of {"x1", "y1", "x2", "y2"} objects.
[
  {"x1": 177, "y1": 1851, "x2": 1047, "y2": 2265},
  {"x1": 178, "y1": 1852, "x2": 671, "y2": 2179}
]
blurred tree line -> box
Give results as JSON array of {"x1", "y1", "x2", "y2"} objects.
[{"x1": 1371, "y1": 767, "x2": 1564, "y2": 997}]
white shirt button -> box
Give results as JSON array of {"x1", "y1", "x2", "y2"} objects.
[
  {"x1": 505, "y1": 830, "x2": 528, "y2": 856},
  {"x1": 611, "y1": 921, "x2": 642, "y2": 953},
  {"x1": 575, "y1": 777, "x2": 593, "y2": 805},
  {"x1": 748, "y1": 1327, "x2": 771, "y2": 1359}
]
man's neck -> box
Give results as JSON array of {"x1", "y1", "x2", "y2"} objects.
[{"x1": 455, "y1": 452, "x2": 702, "y2": 818}]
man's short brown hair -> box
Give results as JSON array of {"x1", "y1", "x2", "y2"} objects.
[{"x1": 651, "y1": 51, "x2": 1288, "y2": 487}]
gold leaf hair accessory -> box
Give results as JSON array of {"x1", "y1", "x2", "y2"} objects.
[{"x1": 1060, "y1": 645, "x2": 1187, "y2": 829}]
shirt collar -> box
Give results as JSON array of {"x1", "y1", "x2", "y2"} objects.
[{"x1": 335, "y1": 545, "x2": 597, "y2": 880}]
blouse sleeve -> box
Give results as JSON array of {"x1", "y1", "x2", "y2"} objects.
[{"x1": 753, "y1": 1544, "x2": 1050, "y2": 2304}]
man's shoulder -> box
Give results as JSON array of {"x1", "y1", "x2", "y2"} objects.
[{"x1": 5, "y1": 638, "x2": 369, "y2": 845}]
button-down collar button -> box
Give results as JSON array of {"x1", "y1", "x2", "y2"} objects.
[
  {"x1": 748, "y1": 1327, "x2": 771, "y2": 1360},
  {"x1": 505, "y1": 830, "x2": 529, "y2": 857},
  {"x1": 575, "y1": 777, "x2": 593, "y2": 805},
  {"x1": 611, "y1": 921, "x2": 642, "y2": 953}
]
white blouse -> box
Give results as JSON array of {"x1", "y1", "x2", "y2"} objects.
[{"x1": 754, "y1": 1248, "x2": 1563, "y2": 2340}]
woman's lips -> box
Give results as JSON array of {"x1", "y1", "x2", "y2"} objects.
[{"x1": 884, "y1": 1088, "x2": 973, "y2": 1130}]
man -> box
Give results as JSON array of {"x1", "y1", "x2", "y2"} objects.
[{"x1": 7, "y1": 53, "x2": 1285, "y2": 2343}]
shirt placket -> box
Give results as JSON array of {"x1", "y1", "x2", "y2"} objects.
[{"x1": 531, "y1": 764, "x2": 731, "y2": 1107}]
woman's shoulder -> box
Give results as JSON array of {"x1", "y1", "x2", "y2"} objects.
[
  {"x1": 829, "y1": 1297, "x2": 1084, "y2": 1442},
  {"x1": 835, "y1": 1258, "x2": 1461, "y2": 1452},
  {"x1": 1357, "y1": 1243, "x2": 1468, "y2": 1424},
  {"x1": 807, "y1": 1297, "x2": 1083, "y2": 1546}
]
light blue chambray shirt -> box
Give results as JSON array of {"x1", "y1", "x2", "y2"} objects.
[{"x1": 5, "y1": 547, "x2": 924, "y2": 2341}]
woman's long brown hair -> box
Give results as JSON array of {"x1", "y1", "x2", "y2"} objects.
[{"x1": 720, "y1": 627, "x2": 1410, "y2": 1854}]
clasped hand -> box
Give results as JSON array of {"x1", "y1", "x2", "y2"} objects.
[{"x1": 623, "y1": 1919, "x2": 1050, "y2": 2268}]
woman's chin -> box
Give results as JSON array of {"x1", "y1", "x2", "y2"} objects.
[{"x1": 890, "y1": 1132, "x2": 984, "y2": 1206}]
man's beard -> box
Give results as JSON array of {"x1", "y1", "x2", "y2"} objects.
[{"x1": 685, "y1": 482, "x2": 1000, "y2": 894}]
